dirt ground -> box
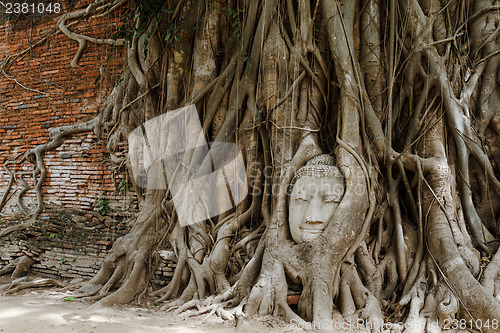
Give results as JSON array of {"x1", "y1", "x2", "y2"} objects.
[
  {"x1": 0, "y1": 287, "x2": 307, "y2": 333},
  {"x1": 0, "y1": 278, "x2": 473, "y2": 333}
]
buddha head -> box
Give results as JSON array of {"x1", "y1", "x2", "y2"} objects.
[{"x1": 288, "y1": 154, "x2": 345, "y2": 243}]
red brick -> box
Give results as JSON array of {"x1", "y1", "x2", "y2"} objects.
[{"x1": 0, "y1": 0, "x2": 126, "y2": 214}]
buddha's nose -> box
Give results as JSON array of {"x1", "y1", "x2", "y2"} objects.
[{"x1": 304, "y1": 197, "x2": 325, "y2": 224}]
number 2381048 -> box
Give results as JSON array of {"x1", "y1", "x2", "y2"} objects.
[
  {"x1": 5, "y1": 3, "x2": 60, "y2": 14},
  {"x1": 442, "y1": 318, "x2": 498, "y2": 330}
]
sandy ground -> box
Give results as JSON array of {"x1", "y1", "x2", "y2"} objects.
[
  {"x1": 0, "y1": 283, "x2": 472, "y2": 333},
  {"x1": 0, "y1": 288, "x2": 305, "y2": 333}
]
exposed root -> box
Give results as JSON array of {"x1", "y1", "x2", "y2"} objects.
[
  {"x1": 57, "y1": 0, "x2": 126, "y2": 67},
  {"x1": 399, "y1": 273, "x2": 427, "y2": 333},
  {"x1": 0, "y1": 255, "x2": 34, "y2": 279},
  {"x1": 1, "y1": 0, "x2": 500, "y2": 331},
  {"x1": 11, "y1": 255, "x2": 35, "y2": 279},
  {"x1": 481, "y1": 247, "x2": 500, "y2": 297},
  {"x1": 0, "y1": 117, "x2": 100, "y2": 225},
  {"x1": 0, "y1": 261, "x2": 16, "y2": 277},
  {"x1": 340, "y1": 264, "x2": 384, "y2": 332},
  {"x1": 0, "y1": 278, "x2": 63, "y2": 295}
]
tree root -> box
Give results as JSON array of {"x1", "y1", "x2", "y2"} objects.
[
  {"x1": 399, "y1": 273, "x2": 427, "y2": 333},
  {"x1": 57, "y1": 0, "x2": 126, "y2": 68},
  {"x1": 75, "y1": 196, "x2": 168, "y2": 306},
  {"x1": 173, "y1": 295, "x2": 245, "y2": 322},
  {"x1": 0, "y1": 255, "x2": 34, "y2": 279},
  {"x1": 481, "y1": 246, "x2": 500, "y2": 298},
  {"x1": 0, "y1": 277, "x2": 63, "y2": 295},
  {"x1": 1, "y1": 1, "x2": 499, "y2": 332},
  {"x1": 0, "y1": 117, "x2": 100, "y2": 224},
  {"x1": 340, "y1": 264, "x2": 384, "y2": 332},
  {"x1": 0, "y1": 261, "x2": 16, "y2": 277},
  {"x1": 11, "y1": 255, "x2": 34, "y2": 279}
]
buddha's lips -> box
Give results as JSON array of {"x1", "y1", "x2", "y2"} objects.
[{"x1": 300, "y1": 227, "x2": 323, "y2": 233}]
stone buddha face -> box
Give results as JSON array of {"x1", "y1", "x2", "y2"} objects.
[{"x1": 288, "y1": 155, "x2": 345, "y2": 243}]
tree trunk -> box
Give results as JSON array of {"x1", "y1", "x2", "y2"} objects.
[{"x1": 1, "y1": 0, "x2": 499, "y2": 331}]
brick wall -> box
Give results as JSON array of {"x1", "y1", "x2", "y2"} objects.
[
  {"x1": 0, "y1": 209, "x2": 176, "y2": 284},
  {"x1": 0, "y1": 0, "x2": 127, "y2": 215},
  {"x1": 0, "y1": 1, "x2": 178, "y2": 283}
]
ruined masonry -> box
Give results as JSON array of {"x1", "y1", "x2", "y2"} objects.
[{"x1": 0, "y1": 0, "x2": 175, "y2": 285}]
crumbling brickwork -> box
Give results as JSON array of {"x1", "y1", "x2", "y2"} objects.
[
  {"x1": 0, "y1": 209, "x2": 175, "y2": 284},
  {"x1": 0, "y1": 1, "x2": 176, "y2": 283},
  {"x1": 0, "y1": 0, "x2": 126, "y2": 213}
]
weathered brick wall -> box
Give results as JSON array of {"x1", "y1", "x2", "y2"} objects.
[
  {"x1": 0, "y1": 209, "x2": 175, "y2": 284},
  {"x1": 0, "y1": 1, "x2": 177, "y2": 283},
  {"x1": 0, "y1": 209, "x2": 124, "y2": 280},
  {"x1": 0, "y1": 0, "x2": 126, "y2": 214}
]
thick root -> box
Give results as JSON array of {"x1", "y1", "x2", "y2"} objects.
[
  {"x1": 399, "y1": 276, "x2": 427, "y2": 333},
  {"x1": 0, "y1": 261, "x2": 16, "y2": 277},
  {"x1": 11, "y1": 255, "x2": 35, "y2": 279},
  {"x1": 0, "y1": 255, "x2": 34, "y2": 279},
  {"x1": 341, "y1": 264, "x2": 384, "y2": 333},
  {"x1": 0, "y1": 277, "x2": 63, "y2": 295}
]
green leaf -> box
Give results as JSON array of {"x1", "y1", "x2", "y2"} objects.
[
  {"x1": 119, "y1": 179, "x2": 129, "y2": 191},
  {"x1": 49, "y1": 233, "x2": 55, "y2": 239},
  {"x1": 71, "y1": 257, "x2": 77, "y2": 262},
  {"x1": 154, "y1": 302, "x2": 161, "y2": 306},
  {"x1": 174, "y1": 35, "x2": 180, "y2": 42},
  {"x1": 60, "y1": 258, "x2": 67, "y2": 264},
  {"x1": 165, "y1": 33, "x2": 171, "y2": 40},
  {"x1": 63, "y1": 297, "x2": 75, "y2": 301},
  {"x1": 164, "y1": 8, "x2": 173, "y2": 13}
]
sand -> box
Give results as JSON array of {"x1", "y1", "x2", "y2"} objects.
[
  {"x1": 0, "y1": 289, "x2": 304, "y2": 333},
  {"x1": 0, "y1": 284, "x2": 473, "y2": 333}
]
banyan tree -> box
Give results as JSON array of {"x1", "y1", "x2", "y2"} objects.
[{"x1": 1, "y1": 0, "x2": 500, "y2": 331}]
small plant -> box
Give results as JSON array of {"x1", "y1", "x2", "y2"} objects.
[
  {"x1": 118, "y1": 178, "x2": 129, "y2": 192},
  {"x1": 95, "y1": 195, "x2": 110, "y2": 215},
  {"x1": 49, "y1": 233, "x2": 55, "y2": 239},
  {"x1": 164, "y1": 19, "x2": 181, "y2": 43},
  {"x1": 218, "y1": 6, "x2": 244, "y2": 43},
  {"x1": 60, "y1": 258, "x2": 67, "y2": 264}
]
